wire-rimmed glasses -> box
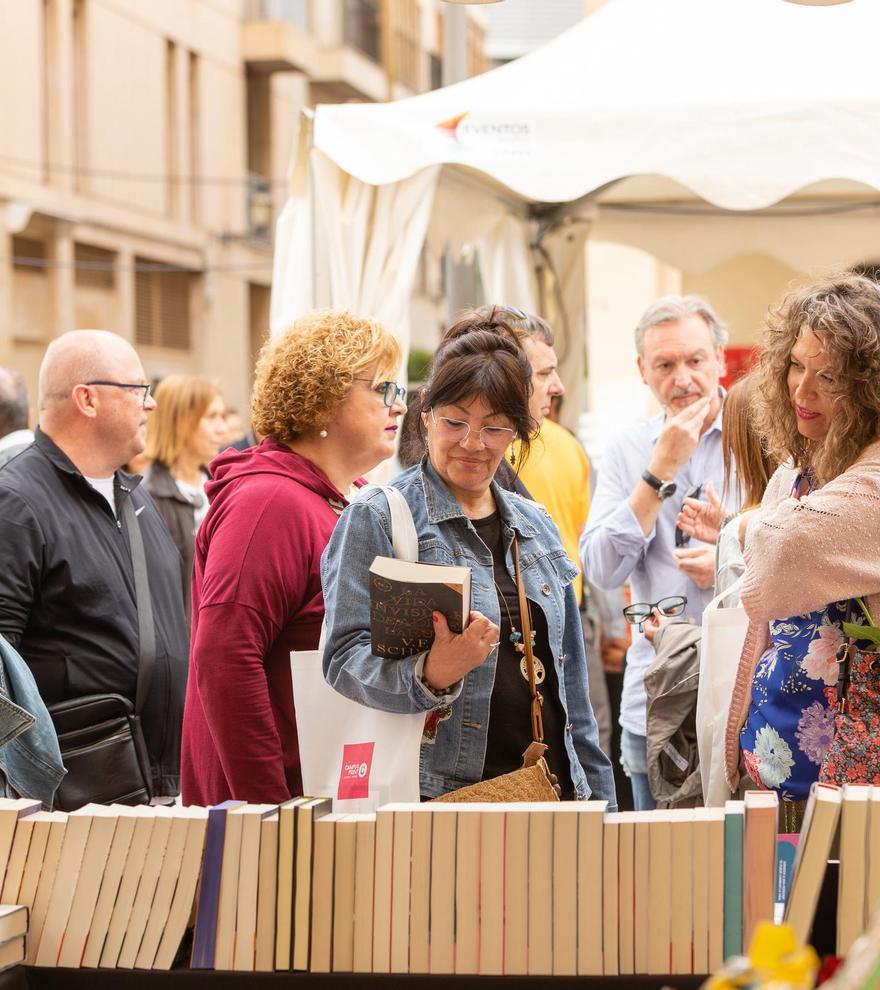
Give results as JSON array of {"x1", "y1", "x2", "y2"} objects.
[
  {"x1": 84, "y1": 380, "x2": 152, "y2": 407},
  {"x1": 622, "y1": 595, "x2": 688, "y2": 632},
  {"x1": 429, "y1": 408, "x2": 515, "y2": 449}
]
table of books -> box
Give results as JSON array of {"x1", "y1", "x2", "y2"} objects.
[
  {"x1": 0, "y1": 783, "x2": 857, "y2": 986},
  {"x1": 14, "y1": 971, "x2": 707, "y2": 988}
]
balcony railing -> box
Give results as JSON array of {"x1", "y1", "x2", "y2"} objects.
[
  {"x1": 245, "y1": 0, "x2": 308, "y2": 30},
  {"x1": 343, "y1": 0, "x2": 381, "y2": 62}
]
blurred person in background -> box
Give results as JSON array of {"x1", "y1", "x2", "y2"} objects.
[
  {"x1": 677, "y1": 371, "x2": 778, "y2": 605},
  {"x1": 0, "y1": 369, "x2": 33, "y2": 469},
  {"x1": 581, "y1": 294, "x2": 735, "y2": 809},
  {"x1": 221, "y1": 406, "x2": 259, "y2": 451},
  {"x1": 181, "y1": 311, "x2": 405, "y2": 805},
  {"x1": 143, "y1": 375, "x2": 226, "y2": 622},
  {"x1": 219, "y1": 407, "x2": 245, "y2": 448},
  {"x1": 636, "y1": 372, "x2": 778, "y2": 807}
]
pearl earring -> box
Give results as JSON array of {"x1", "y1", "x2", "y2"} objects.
[{"x1": 319, "y1": 429, "x2": 328, "y2": 439}]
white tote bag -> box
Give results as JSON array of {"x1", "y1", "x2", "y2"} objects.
[
  {"x1": 696, "y1": 578, "x2": 748, "y2": 807},
  {"x1": 291, "y1": 487, "x2": 426, "y2": 812}
]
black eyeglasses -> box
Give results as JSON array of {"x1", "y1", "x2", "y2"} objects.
[
  {"x1": 675, "y1": 483, "x2": 703, "y2": 547},
  {"x1": 353, "y1": 378, "x2": 407, "y2": 408},
  {"x1": 85, "y1": 381, "x2": 152, "y2": 406},
  {"x1": 623, "y1": 595, "x2": 687, "y2": 632}
]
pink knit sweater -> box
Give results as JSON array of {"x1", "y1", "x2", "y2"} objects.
[{"x1": 724, "y1": 438, "x2": 880, "y2": 790}]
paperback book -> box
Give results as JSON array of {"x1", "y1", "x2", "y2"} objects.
[{"x1": 369, "y1": 556, "x2": 471, "y2": 658}]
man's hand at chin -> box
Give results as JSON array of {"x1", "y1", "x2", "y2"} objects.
[{"x1": 672, "y1": 544, "x2": 716, "y2": 590}]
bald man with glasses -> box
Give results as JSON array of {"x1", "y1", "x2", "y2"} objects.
[{"x1": 0, "y1": 330, "x2": 188, "y2": 805}]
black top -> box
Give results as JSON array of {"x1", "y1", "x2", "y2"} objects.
[
  {"x1": 0, "y1": 429, "x2": 189, "y2": 796},
  {"x1": 472, "y1": 512, "x2": 574, "y2": 799}
]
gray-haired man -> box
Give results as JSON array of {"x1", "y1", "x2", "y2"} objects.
[{"x1": 580, "y1": 295, "x2": 737, "y2": 809}]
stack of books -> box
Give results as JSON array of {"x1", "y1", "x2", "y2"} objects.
[{"x1": 0, "y1": 905, "x2": 27, "y2": 971}]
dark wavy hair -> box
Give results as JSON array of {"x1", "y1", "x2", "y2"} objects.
[
  {"x1": 419, "y1": 327, "x2": 536, "y2": 465},
  {"x1": 753, "y1": 274, "x2": 880, "y2": 485},
  {"x1": 398, "y1": 306, "x2": 546, "y2": 468}
]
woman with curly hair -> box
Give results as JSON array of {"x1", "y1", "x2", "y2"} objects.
[
  {"x1": 181, "y1": 311, "x2": 405, "y2": 804},
  {"x1": 724, "y1": 273, "x2": 880, "y2": 828}
]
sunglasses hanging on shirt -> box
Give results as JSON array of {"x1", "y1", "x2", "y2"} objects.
[{"x1": 622, "y1": 595, "x2": 688, "y2": 633}]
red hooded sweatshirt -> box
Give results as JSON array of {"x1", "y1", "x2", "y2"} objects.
[{"x1": 180, "y1": 439, "x2": 352, "y2": 806}]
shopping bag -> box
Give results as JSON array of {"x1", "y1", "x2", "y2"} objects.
[
  {"x1": 697, "y1": 579, "x2": 748, "y2": 806},
  {"x1": 292, "y1": 486, "x2": 426, "y2": 812}
]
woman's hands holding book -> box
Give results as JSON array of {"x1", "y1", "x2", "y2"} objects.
[{"x1": 422, "y1": 610, "x2": 501, "y2": 692}]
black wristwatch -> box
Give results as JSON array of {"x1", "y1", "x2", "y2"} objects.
[{"x1": 641, "y1": 469, "x2": 677, "y2": 501}]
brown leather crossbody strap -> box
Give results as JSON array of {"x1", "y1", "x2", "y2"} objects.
[{"x1": 511, "y1": 536, "x2": 544, "y2": 744}]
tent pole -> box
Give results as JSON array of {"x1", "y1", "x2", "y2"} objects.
[{"x1": 307, "y1": 114, "x2": 318, "y2": 309}]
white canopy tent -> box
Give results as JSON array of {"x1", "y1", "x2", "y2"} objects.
[{"x1": 271, "y1": 0, "x2": 880, "y2": 427}]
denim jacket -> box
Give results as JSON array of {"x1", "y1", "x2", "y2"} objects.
[
  {"x1": 0, "y1": 635, "x2": 65, "y2": 808},
  {"x1": 321, "y1": 458, "x2": 617, "y2": 806}
]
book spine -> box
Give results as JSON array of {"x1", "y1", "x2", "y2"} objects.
[
  {"x1": 723, "y1": 812, "x2": 743, "y2": 959},
  {"x1": 191, "y1": 808, "x2": 227, "y2": 969}
]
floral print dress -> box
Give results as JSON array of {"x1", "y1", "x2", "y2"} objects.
[
  {"x1": 740, "y1": 602, "x2": 848, "y2": 800},
  {"x1": 740, "y1": 470, "x2": 858, "y2": 801}
]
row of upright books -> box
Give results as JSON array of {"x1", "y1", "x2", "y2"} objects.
[
  {"x1": 0, "y1": 783, "x2": 867, "y2": 975},
  {"x1": 0, "y1": 792, "x2": 783, "y2": 976}
]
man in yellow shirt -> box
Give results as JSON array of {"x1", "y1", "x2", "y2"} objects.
[
  {"x1": 519, "y1": 414, "x2": 591, "y2": 604},
  {"x1": 506, "y1": 314, "x2": 590, "y2": 600}
]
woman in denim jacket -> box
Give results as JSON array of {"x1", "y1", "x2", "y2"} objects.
[{"x1": 322, "y1": 328, "x2": 616, "y2": 804}]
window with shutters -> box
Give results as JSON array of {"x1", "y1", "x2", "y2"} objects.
[
  {"x1": 11, "y1": 237, "x2": 50, "y2": 342},
  {"x1": 74, "y1": 243, "x2": 115, "y2": 291},
  {"x1": 134, "y1": 259, "x2": 194, "y2": 351},
  {"x1": 12, "y1": 237, "x2": 46, "y2": 272},
  {"x1": 74, "y1": 243, "x2": 117, "y2": 331}
]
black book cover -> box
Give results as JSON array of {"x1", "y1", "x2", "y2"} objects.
[{"x1": 369, "y1": 558, "x2": 471, "y2": 659}]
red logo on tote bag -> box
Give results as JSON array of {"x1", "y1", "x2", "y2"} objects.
[{"x1": 337, "y1": 742, "x2": 375, "y2": 800}]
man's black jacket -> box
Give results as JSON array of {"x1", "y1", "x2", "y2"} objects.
[{"x1": 0, "y1": 429, "x2": 189, "y2": 796}]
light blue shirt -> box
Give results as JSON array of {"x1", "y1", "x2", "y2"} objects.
[{"x1": 579, "y1": 405, "x2": 736, "y2": 737}]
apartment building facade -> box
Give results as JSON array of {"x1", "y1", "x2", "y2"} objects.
[{"x1": 0, "y1": 0, "x2": 486, "y2": 414}]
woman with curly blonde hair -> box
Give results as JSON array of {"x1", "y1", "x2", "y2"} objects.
[
  {"x1": 725, "y1": 274, "x2": 880, "y2": 828},
  {"x1": 181, "y1": 311, "x2": 406, "y2": 804}
]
